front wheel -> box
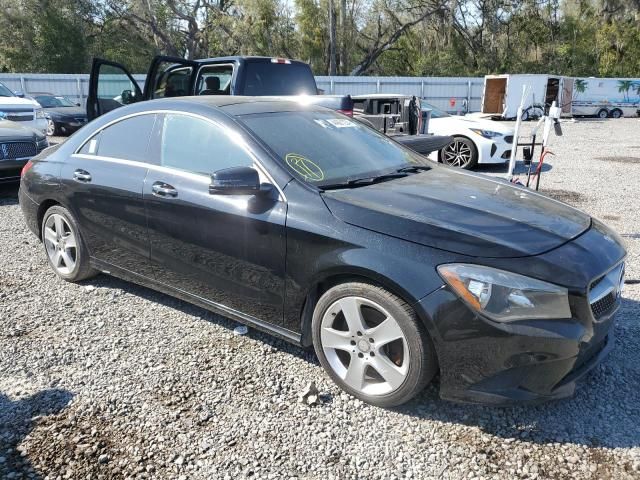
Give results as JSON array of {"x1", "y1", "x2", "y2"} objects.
[
  {"x1": 46, "y1": 118, "x2": 56, "y2": 136},
  {"x1": 312, "y1": 283, "x2": 437, "y2": 407},
  {"x1": 597, "y1": 109, "x2": 609, "y2": 119},
  {"x1": 440, "y1": 136, "x2": 478, "y2": 169},
  {"x1": 42, "y1": 205, "x2": 98, "y2": 282}
]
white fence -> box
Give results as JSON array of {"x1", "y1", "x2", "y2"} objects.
[{"x1": 0, "y1": 73, "x2": 484, "y2": 113}]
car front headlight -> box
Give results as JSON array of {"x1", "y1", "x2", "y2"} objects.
[
  {"x1": 470, "y1": 128, "x2": 502, "y2": 139},
  {"x1": 437, "y1": 264, "x2": 571, "y2": 322},
  {"x1": 35, "y1": 108, "x2": 46, "y2": 119}
]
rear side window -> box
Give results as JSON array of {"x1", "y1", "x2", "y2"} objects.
[
  {"x1": 239, "y1": 62, "x2": 317, "y2": 96},
  {"x1": 197, "y1": 65, "x2": 234, "y2": 95},
  {"x1": 160, "y1": 114, "x2": 253, "y2": 175},
  {"x1": 80, "y1": 114, "x2": 156, "y2": 162}
]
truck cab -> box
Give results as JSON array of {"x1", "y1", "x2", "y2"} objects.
[{"x1": 87, "y1": 56, "x2": 319, "y2": 120}]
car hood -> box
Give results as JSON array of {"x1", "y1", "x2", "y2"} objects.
[
  {"x1": 0, "y1": 96, "x2": 38, "y2": 108},
  {"x1": 322, "y1": 167, "x2": 591, "y2": 258},
  {"x1": 0, "y1": 120, "x2": 39, "y2": 140},
  {"x1": 46, "y1": 106, "x2": 85, "y2": 118},
  {"x1": 431, "y1": 116, "x2": 514, "y2": 134}
]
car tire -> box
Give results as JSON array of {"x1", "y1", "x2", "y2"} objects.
[
  {"x1": 597, "y1": 109, "x2": 609, "y2": 119},
  {"x1": 611, "y1": 109, "x2": 622, "y2": 119},
  {"x1": 312, "y1": 282, "x2": 438, "y2": 407},
  {"x1": 41, "y1": 205, "x2": 98, "y2": 282},
  {"x1": 46, "y1": 118, "x2": 57, "y2": 136},
  {"x1": 440, "y1": 136, "x2": 478, "y2": 169}
]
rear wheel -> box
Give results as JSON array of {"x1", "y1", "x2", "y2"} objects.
[
  {"x1": 440, "y1": 136, "x2": 478, "y2": 169},
  {"x1": 611, "y1": 109, "x2": 622, "y2": 119},
  {"x1": 42, "y1": 205, "x2": 98, "y2": 282},
  {"x1": 312, "y1": 282, "x2": 437, "y2": 407},
  {"x1": 597, "y1": 109, "x2": 609, "y2": 119}
]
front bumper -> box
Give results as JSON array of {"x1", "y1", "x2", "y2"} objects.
[
  {"x1": 418, "y1": 284, "x2": 618, "y2": 405},
  {"x1": 477, "y1": 135, "x2": 513, "y2": 164}
]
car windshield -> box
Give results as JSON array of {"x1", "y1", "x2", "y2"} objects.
[
  {"x1": 241, "y1": 110, "x2": 430, "y2": 188},
  {"x1": 422, "y1": 103, "x2": 450, "y2": 118},
  {"x1": 0, "y1": 83, "x2": 14, "y2": 97},
  {"x1": 36, "y1": 95, "x2": 76, "y2": 107}
]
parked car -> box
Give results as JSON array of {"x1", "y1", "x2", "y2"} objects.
[
  {"x1": 0, "y1": 81, "x2": 48, "y2": 135},
  {"x1": 20, "y1": 97, "x2": 626, "y2": 407},
  {"x1": 422, "y1": 102, "x2": 515, "y2": 169},
  {"x1": 0, "y1": 120, "x2": 48, "y2": 182},
  {"x1": 31, "y1": 93, "x2": 88, "y2": 136}
]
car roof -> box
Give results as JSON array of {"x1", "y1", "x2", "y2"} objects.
[
  {"x1": 192, "y1": 56, "x2": 308, "y2": 66},
  {"x1": 351, "y1": 94, "x2": 411, "y2": 100},
  {"x1": 174, "y1": 95, "x2": 329, "y2": 115}
]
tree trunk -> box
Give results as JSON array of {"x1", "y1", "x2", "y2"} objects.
[
  {"x1": 339, "y1": 0, "x2": 347, "y2": 74},
  {"x1": 328, "y1": 0, "x2": 337, "y2": 75}
]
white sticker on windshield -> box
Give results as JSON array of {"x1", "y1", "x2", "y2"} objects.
[
  {"x1": 88, "y1": 139, "x2": 97, "y2": 154},
  {"x1": 313, "y1": 119, "x2": 329, "y2": 128},
  {"x1": 326, "y1": 118, "x2": 356, "y2": 128}
]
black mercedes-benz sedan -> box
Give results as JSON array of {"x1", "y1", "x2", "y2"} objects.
[
  {"x1": 19, "y1": 97, "x2": 626, "y2": 407},
  {"x1": 32, "y1": 93, "x2": 87, "y2": 136}
]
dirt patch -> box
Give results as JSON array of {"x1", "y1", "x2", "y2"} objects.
[
  {"x1": 594, "y1": 156, "x2": 640, "y2": 163},
  {"x1": 602, "y1": 214, "x2": 621, "y2": 221},
  {"x1": 540, "y1": 189, "x2": 587, "y2": 205}
]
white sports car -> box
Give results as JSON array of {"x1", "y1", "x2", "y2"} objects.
[{"x1": 424, "y1": 103, "x2": 515, "y2": 169}]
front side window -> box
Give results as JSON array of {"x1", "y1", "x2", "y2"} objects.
[
  {"x1": 197, "y1": 65, "x2": 233, "y2": 95},
  {"x1": 160, "y1": 114, "x2": 253, "y2": 175},
  {"x1": 79, "y1": 114, "x2": 156, "y2": 161},
  {"x1": 0, "y1": 82, "x2": 15, "y2": 97},
  {"x1": 240, "y1": 110, "x2": 429, "y2": 187}
]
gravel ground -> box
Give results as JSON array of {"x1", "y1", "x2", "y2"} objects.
[{"x1": 1, "y1": 120, "x2": 640, "y2": 480}]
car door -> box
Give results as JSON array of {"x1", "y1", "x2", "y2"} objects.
[
  {"x1": 86, "y1": 59, "x2": 144, "y2": 121},
  {"x1": 144, "y1": 56, "x2": 199, "y2": 99},
  {"x1": 60, "y1": 113, "x2": 157, "y2": 277},
  {"x1": 143, "y1": 112, "x2": 287, "y2": 325}
]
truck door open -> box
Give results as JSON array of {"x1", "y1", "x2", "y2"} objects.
[{"x1": 86, "y1": 59, "x2": 143, "y2": 121}]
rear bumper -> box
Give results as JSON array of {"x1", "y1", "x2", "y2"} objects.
[{"x1": 18, "y1": 185, "x2": 41, "y2": 238}]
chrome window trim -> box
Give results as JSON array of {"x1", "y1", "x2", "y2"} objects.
[{"x1": 71, "y1": 109, "x2": 286, "y2": 201}]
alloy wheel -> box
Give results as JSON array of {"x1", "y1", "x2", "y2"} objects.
[
  {"x1": 442, "y1": 139, "x2": 473, "y2": 168},
  {"x1": 320, "y1": 296, "x2": 409, "y2": 396},
  {"x1": 46, "y1": 119, "x2": 55, "y2": 136},
  {"x1": 44, "y1": 213, "x2": 78, "y2": 275}
]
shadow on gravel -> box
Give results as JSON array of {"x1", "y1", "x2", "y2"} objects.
[
  {"x1": 395, "y1": 295, "x2": 640, "y2": 450},
  {"x1": 79, "y1": 274, "x2": 317, "y2": 365},
  {"x1": 475, "y1": 160, "x2": 553, "y2": 175},
  {"x1": 0, "y1": 389, "x2": 73, "y2": 479}
]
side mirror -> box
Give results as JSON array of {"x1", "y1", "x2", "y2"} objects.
[
  {"x1": 121, "y1": 89, "x2": 134, "y2": 104},
  {"x1": 209, "y1": 166, "x2": 262, "y2": 195},
  {"x1": 13, "y1": 90, "x2": 24, "y2": 98}
]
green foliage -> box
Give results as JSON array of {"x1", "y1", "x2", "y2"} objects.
[{"x1": 1, "y1": 0, "x2": 640, "y2": 76}]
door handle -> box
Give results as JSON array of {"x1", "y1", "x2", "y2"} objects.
[
  {"x1": 152, "y1": 182, "x2": 178, "y2": 198},
  {"x1": 73, "y1": 169, "x2": 92, "y2": 182}
]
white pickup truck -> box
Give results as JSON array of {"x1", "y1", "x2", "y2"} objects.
[{"x1": 0, "y1": 81, "x2": 48, "y2": 135}]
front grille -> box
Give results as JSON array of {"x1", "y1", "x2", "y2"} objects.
[
  {"x1": 6, "y1": 113, "x2": 34, "y2": 122},
  {"x1": 588, "y1": 263, "x2": 624, "y2": 320},
  {"x1": 0, "y1": 142, "x2": 37, "y2": 160},
  {"x1": 591, "y1": 292, "x2": 617, "y2": 318},
  {"x1": 504, "y1": 135, "x2": 514, "y2": 144}
]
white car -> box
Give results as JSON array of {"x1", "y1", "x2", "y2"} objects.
[
  {"x1": 424, "y1": 103, "x2": 514, "y2": 169},
  {"x1": 0, "y1": 81, "x2": 48, "y2": 135}
]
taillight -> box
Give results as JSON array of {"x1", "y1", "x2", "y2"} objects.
[
  {"x1": 21, "y1": 160, "x2": 34, "y2": 177},
  {"x1": 337, "y1": 109, "x2": 353, "y2": 117}
]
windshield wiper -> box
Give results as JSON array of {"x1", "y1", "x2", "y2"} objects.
[{"x1": 320, "y1": 172, "x2": 408, "y2": 190}]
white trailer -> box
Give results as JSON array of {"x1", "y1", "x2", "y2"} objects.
[
  {"x1": 480, "y1": 74, "x2": 573, "y2": 120},
  {"x1": 571, "y1": 77, "x2": 640, "y2": 118}
]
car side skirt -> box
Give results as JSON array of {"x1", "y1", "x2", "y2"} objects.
[{"x1": 90, "y1": 258, "x2": 303, "y2": 346}]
